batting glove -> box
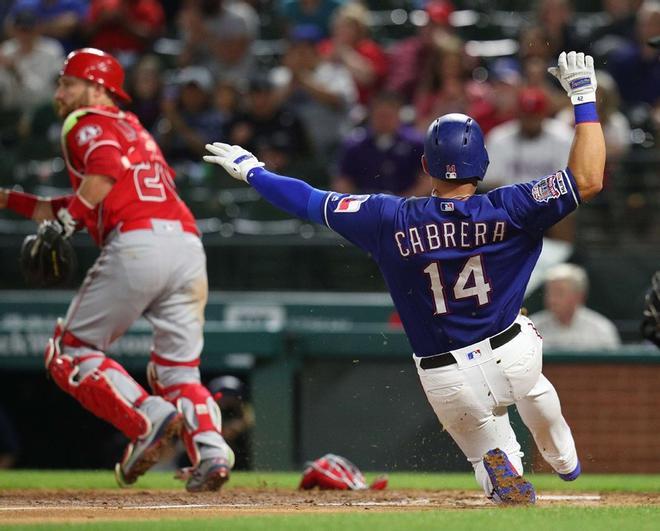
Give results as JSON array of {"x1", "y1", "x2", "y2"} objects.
[
  {"x1": 548, "y1": 51, "x2": 597, "y2": 105},
  {"x1": 54, "y1": 208, "x2": 77, "y2": 239},
  {"x1": 203, "y1": 143, "x2": 265, "y2": 183}
]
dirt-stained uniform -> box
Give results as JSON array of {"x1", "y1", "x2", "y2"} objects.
[{"x1": 42, "y1": 49, "x2": 233, "y2": 492}]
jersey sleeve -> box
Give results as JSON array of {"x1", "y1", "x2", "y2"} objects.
[
  {"x1": 491, "y1": 168, "x2": 581, "y2": 237},
  {"x1": 319, "y1": 193, "x2": 400, "y2": 255},
  {"x1": 66, "y1": 115, "x2": 123, "y2": 180}
]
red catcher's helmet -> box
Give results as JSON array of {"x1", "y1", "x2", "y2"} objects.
[
  {"x1": 60, "y1": 48, "x2": 131, "y2": 102},
  {"x1": 298, "y1": 454, "x2": 388, "y2": 490}
]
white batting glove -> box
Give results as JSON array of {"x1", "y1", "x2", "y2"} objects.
[
  {"x1": 203, "y1": 142, "x2": 265, "y2": 183},
  {"x1": 548, "y1": 51, "x2": 597, "y2": 105},
  {"x1": 55, "y1": 208, "x2": 77, "y2": 238}
]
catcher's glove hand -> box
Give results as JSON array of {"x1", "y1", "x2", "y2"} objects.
[
  {"x1": 20, "y1": 220, "x2": 77, "y2": 287},
  {"x1": 641, "y1": 271, "x2": 660, "y2": 349}
]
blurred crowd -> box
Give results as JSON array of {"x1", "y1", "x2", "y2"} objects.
[{"x1": 0, "y1": 0, "x2": 658, "y2": 240}]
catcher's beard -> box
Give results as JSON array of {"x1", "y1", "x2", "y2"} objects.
[{"x1": 55, "y1": 86, "x2": 94, "y2": 119}]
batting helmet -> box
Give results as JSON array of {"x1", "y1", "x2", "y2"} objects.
[
  {"x1": 423, "y1": 113, "x2": 489, "y2": 181},
  {"x1": 60, "y1": 48, "x2": 131, "y2": 102}
]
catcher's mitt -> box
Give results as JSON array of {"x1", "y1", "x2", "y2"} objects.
[
  {"x1": 641, "y1": 271, "x2": 660, "y2": 349},
  {"x1": 20, "y1": 221, "x2": 77, "y2": 287}
]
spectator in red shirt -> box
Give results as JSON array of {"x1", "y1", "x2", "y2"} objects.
[
  {"x1": 318, "y1": 3, "x2": 388, "y2": 105},
  {"x1": 85, "y1": 0, "x2": 165, "y2": 63}
]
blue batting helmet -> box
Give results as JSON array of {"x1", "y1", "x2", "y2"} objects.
[{"x1": 423, "y1": 113, "x2": 489, "y2": 181}]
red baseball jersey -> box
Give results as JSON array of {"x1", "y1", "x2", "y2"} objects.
[{"x1": 61, "y1": 105, "x2": 197, "y2": 245}]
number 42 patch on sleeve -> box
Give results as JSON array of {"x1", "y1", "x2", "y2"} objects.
[
  {"x1": 334, "y1": 195, "x2": 370, "y2": 213},
  {"x1": 531, "y1": 172, "x2": 567, "y2": 203}
]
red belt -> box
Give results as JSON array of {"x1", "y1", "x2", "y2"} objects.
[{"x1": 118, "y1": 219, "x2": 200, "y2": 236}]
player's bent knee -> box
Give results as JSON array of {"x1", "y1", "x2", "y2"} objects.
[
  {"x1": 48, "y1": 355, "x2": 151, "y2": 440},
  {"x1": 45, "y1": 325, "x2": 151, "y2": 440}
]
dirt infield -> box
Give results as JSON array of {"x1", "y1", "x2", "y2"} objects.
[{"x1": 1, "y1": 489, "x2": 659, "y2": 524}]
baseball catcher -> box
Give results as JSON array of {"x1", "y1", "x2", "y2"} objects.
[
  {"x1": 0, "y1": 48, "x2": 233, "y2": 492},
  {"x1": 20, "y1": 220, "x2": 77, "y2": 287}
]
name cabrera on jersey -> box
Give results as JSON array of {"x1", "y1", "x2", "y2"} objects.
[
  {"x1": 319, "y1": 170, "x2": 580, "y2": 357},
  {"x1": 63, "y1": 106, "x2": 196, "y2": 245}
]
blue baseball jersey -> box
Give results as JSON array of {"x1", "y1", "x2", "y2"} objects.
[{"x1": 317, "y1": 169, "x2": 581, "y2": 357}]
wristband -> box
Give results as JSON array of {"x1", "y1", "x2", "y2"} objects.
[
  {"x1": 574, "y1": 102, "x2": 599, "y2": 124},
  {"x1": 50, "y1": 195, "x2": 74, "y2": 213},
  {"x1": 7, "y1": 190, "x2": 38, "y2": 219},
  {"x1": 64, "y1": 193, "x2": 94, "y2": 220}
]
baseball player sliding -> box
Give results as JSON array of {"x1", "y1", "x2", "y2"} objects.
[
  {"x1": 204, "y1": 51, "x2": 604, "y2": 504},
  {"x1": 0, "y1": 48, "x2": 233, "y2": 492}
]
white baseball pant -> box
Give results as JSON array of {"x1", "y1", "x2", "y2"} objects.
[{"x1": 414, "y1": 314, "x2": 578, "y2": 496}]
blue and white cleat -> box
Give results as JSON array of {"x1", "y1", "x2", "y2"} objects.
[
  {"x1": 483, "y1": 448, "x2": 536, "y2": 505},
  {"x1": 558, "y1": 460, "x2": 581, "y2": 481}
]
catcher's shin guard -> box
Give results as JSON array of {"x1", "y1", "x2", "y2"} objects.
[
  {"x1": 45, "y1": 325, "x2": 151, "y2": 440},
  {"x1": 167, "y1": 382, "x2": 225, "y2": 466},
  {"x1": 147, "y1": 359, "x2": 231, "y2": 467}
]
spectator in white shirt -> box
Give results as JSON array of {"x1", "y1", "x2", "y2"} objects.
[
  {"x1": 485, "y1": 87, "x2": 573, "y2": 187},
  {"x1": 530, "y1": 263, "x2": 622, "y2": 351},
  {"x1": 486, "y1": 87, "x2": 576, "y2": 294},
  {"x1": 0, "y1": 7, "x2": 64, "y2": 115}
]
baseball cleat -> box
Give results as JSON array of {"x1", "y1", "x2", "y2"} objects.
[
  {"x1": 483, "y1": 448, "x2": 536, "y2": 505},
  {"x1": 115, "y1": 410, "x2": 182, "y2": 487},
  {"x1": 558, "y1": 460, "x2": 581, "y2": 481},
  {"x1": 185, "y1": 456, "x2": 231, "y2": 493}
]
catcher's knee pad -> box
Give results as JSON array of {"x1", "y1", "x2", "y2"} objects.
[{"x1": 46, "y1": 325, "x2": 150, "y2": 440}]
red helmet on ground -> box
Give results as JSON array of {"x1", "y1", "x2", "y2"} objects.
[
  {"x1": 60, "y1": 48, "x2": 131, "y2": 102},
  {"x1": 298, "y1": 454, "x2": 388, "y2": 491}
]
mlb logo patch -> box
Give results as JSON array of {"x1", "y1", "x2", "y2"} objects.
[
  {"x1": 334, "y1": 195, "x2": 369, "y2": 213},
  {"x1": 445, "y1": 164, "x2": 457, "y2": 179},
  {"x1": 532, "y1": 172, "x2": 567, "y2": 203},
  {"x1": 466, "y1": 349, "x2": 482, "y2": 361},
  {"x1": 440, "y1": 202, "x2": 455, "y2": 212}
]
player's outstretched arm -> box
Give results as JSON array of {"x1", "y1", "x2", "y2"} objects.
[
  {"x1": 0, "y1": 188, "x2": 75, "y2": 223},
  {"x1": 0, "y1": 173, "x2": 113, "y2": 236},
  {"x1": 548, "y1": 51, "x2": 605, "y2": 201},
  {"x1": 204, "y1": 143, "x2": 327, "y2": 223}
]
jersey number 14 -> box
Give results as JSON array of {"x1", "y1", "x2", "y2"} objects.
[{"x1": 423, "y1": 256, "x2": 492, "y2": 315}]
